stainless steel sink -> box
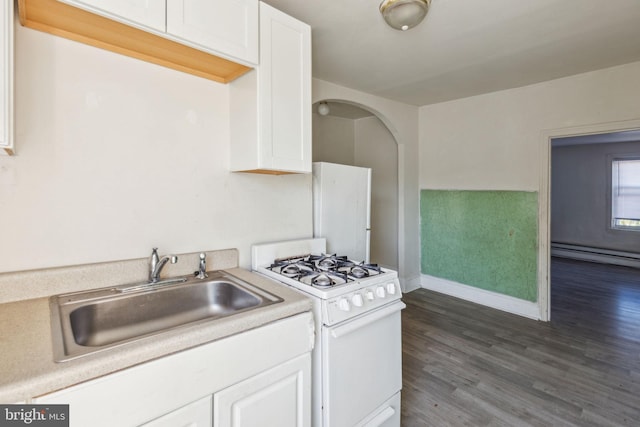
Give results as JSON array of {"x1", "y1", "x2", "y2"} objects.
[{"x1": 50, "y1": 272, "x2": 282, "y2": 362}]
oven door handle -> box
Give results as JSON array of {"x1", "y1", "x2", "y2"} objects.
[{"x1": 330, "y1": 301, "x2": 406, "y2": 339}]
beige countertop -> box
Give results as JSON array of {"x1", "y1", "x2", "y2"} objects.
[{"x1": 0, "y1": 251, "x2": 312, "y2": 403}]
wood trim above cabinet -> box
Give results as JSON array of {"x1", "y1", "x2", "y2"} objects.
[
  {"x1": 17, "y1": 0, "x2": 252, "y2": 83},
  {"x1": 237, "y1": 169, "x2": 299, "y2": 175}
]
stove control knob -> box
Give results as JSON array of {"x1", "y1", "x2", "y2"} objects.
[
  {"x1": 352, "y1": 293, "x2": 364, "y2": 307},
  {"x1": 337, "y1": 298, "x2": 351, "y2": 312},
  {"x1": 365, "y1": 290, "x2": 375, "y2": 301},
  {"x1": 387, "y1": 283, "x2": 397, "y2": 295},
  {"x1": 376, "y1": 286, "x2": 386, "y2": 298}
]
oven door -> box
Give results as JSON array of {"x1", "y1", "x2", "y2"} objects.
[{"x1": 322, "y1": 300, "x2": 405, "y2": 427}]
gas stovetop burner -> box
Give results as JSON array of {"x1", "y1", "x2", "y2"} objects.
[
  {"x1": 318, "y1": 257, "x2": 337, "y2": 270},
  {"x1": 267, "y1": 253, "x2": 383, "y2": 288},
  {"x1": 269, "y1": 260, "x2": 313, "y2": 279},
  {"x1": 336, "y1": 260, "x2": 382, "y2": 279},
  {"x1": 350, "y1": 266, "x2": 369, "y2": 278},
  {"x1": 281, "y1": 264, "x2": 306, "y2": 276},
  {"x1": 311, "y1": 273, "x2": 334, "y2": 287},
  {"x1": 308, "y1": 254, "x2": 347, "y2": 271}
]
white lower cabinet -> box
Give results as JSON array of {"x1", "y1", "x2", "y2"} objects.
[
  {"x1": 141, "y1": 396, "x2": 212, "y2": 427},
  {"x1": 214, "y1": 353, "x2": 311, "y2": 427},
  {"x1": 32, "y1": 312, "x2": 313, "y2": 427},
  {"x1": 140, "y1": 353, "x2": 311, "y2": 427}
]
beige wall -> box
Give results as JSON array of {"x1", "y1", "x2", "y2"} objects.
[
  {"x1": 313, "y1": 79, "x2": 420, "y2": 289},
  {"x1": 0, "y1": 22, "x2": 312, "y2": 273},
  {"x1": 312, "y1": 112, "x2": 399, "y2": 270},
  {"x1": 312, "y1": 114, "x2": 354, "y2": 164},
  {"x1": 354, "y1": 117, "x2": 398, "y2": 270}
]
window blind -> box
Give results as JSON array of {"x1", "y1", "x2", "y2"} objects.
[{"x1": 612, "y1": 159, "x2": 640, "y2": 228}]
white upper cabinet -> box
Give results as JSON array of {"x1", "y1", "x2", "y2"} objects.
[
  {"x1": 230, "y1": 2, "x2": 311, "y2": 174},
  {"x1": 167, "y1": 0, "x2": 258, "y2": 65},
  {"x1": 56, "y1": 0, "x2": 258, "y2": 66},
  {"x1": 1, "y1": 0, "x2": 13, "y2": 155},
  {"x1": 58, "y1": 0, "x2": 167, "y2": 32}
]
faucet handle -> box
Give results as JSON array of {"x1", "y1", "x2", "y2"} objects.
[
  {"x1": 150, "y1": 248, "x2": 159, "y2": 269},
  {"x1": 194, "y1": 252, "x2": 208, "y2": 279},
  {"x1": 149, "y1": 250, "x2": 178, "y2": 283}
]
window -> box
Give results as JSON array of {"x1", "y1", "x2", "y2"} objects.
[{"x1": 612, "y1": 158, "x2": 640, "y2": 230}]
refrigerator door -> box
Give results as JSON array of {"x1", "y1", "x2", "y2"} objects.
[{"x1": 313, "y1": 162, "x2": 371, "y2": 262}]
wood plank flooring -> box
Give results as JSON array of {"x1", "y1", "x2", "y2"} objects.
[{"x1": 401, "y1": 258, "x2": 640, "y2": 426}]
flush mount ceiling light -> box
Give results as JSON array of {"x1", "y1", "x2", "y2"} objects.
[
  {"x1": 380, "y1": 0, "x2": 431, "y2": 31},
  {"x1": 318, "y1": 102, "x2": 330, "y2": 116}
]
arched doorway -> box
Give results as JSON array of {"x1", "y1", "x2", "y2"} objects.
[{"x1": 312, "y1": 100, "x2": 399, "y2": 270}]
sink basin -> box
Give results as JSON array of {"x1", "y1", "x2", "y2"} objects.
[{"x1": 50, "y1": 272, "x2": 282, "y2": 361}]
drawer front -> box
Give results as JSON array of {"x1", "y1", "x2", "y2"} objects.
[{"x1": 141, "y1": 396, "x2": 212, "y2": 427}]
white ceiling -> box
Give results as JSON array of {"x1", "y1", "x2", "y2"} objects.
[{"x1": 262, "y1": 0, "x2": 640, "y2": 106}]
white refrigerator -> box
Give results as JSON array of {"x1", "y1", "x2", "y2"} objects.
[{"x1": 312, "y1": 162, "x2": 371, "y2": 262}]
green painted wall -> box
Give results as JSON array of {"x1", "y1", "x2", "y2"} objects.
[{"x1": 420, "y1": 190, "x2": 538, "y2": 301}]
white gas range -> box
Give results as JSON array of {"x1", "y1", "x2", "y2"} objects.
[{"x1": 252, "y1": 238, "x2": 404, "y2": 427}]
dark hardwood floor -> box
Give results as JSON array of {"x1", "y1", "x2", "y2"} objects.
[{"x1": 401, "y1": 257, "x2": 640, "y2": 426}]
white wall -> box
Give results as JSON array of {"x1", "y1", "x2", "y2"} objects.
[
  {"x1": 419, "y1": 60, "x2": 640, "y2": 318},
  {"x1": 420, "y1": 61, "x2": 640, "y2": 191},
  {"x1": 0, "y1": 22, "x2": 312, "y2": 274},
  {"x1": 354, "y1": 117, "x2": 398, "y2": 270}
]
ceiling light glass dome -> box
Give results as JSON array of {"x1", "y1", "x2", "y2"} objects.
[{"x1": 379, "y1": 0, "x2": 431, "y2": 31}]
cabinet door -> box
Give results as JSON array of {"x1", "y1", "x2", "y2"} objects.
[
  {"x1": 0, "y1": 0, "x2": 13, "y2": 155},
  {"x1": 214, "y1": 353, "x2": 311, "y2": 427},
  {"x1": 166, "y1": 0, "x2": 258, "y2": 65},
  {"x1": 140, "y1": 396, "x2": 212, "y2": 427},
  {"x1": 258, "y1": 2, "x2": 311, "y2": 173},
  {"x1": 57, "y1": 0, "x2": 166, "y2": 32}
]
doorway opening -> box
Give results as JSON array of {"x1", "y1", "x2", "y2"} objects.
[
  {"x1": 312, "y1": 101, "x2": 399, "y2": 270},
  {"x1": 543, "y1": 126, "x2": 640, "y2": 321}
]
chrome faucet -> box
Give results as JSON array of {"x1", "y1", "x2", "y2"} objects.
[{"x1": 149, "y1": 248, "x2": 178, "y2": 283}]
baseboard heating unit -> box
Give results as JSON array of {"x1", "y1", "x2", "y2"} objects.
[{"x1": 551, "y1": 243, "x2": 640, "y2": 269}]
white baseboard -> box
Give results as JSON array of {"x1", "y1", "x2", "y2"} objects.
[
  {"x1": 401, "y1": 275, "x2": 422, "y2": 293},
  {"x1": 421, "y1": 274, "x2": 541, "y2": 320},
  {"x1": 551, "y1": 243, "x2": 640, "y2": 269}
]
